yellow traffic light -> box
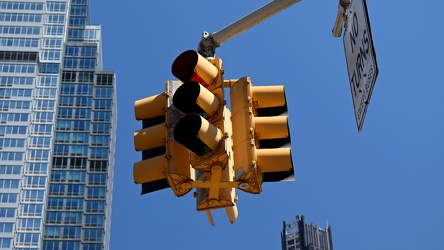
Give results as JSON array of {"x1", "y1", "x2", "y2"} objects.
[
  {"x1": 133, "y1": 81, "x2": 194, "y2": 197},
  {"x1": 171, "y1": 50, "x2": 238, "y2": 223},
  {"x1": 230, "y1": 77, "x2": 294, "y2": 194},
  {"x1": 171, "y1": 50, "x2": 227, "y2": 172}
]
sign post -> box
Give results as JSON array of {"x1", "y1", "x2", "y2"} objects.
[{"x1": 343, "y1": 0, "x2": 378, "y2": 131}]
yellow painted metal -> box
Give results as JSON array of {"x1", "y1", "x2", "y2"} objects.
[
  {"x1": 171, "y1": 50, "x2": 219, "y2": 87},
  {"x1": 225, "y1": 205, "x2": 238, "y2": 224},
  {"x1": 230, "y1": 76, "x2": 292, "y2": 194},
  {"x1": 193, "y1": 108, "x2": 238, "y2": 225},
  {"x1": 189, "y1": 107, "x2": 230, "y2": 172},
  {"x1": 133, "y1": 92, "x2": 169, "y2": 186},
  {"x1": 254, "y1": 116, "x2": 289, "y2": 139},
  {"x1": 257, "y1": 148, "x2": 292, "y2": 172},
  {"x1": 133, "y1": 155, "x2": 167, "y2": 184},
  {"x1": 167, "y1": 141, "x2": 194, "y2": 197},
  {"x1": 193, "y1": 53, "x2": 218, "y2": 85},
  {"x1": 205, "y1": 210, "x2": 215, "y2": 226},
  {"x1": 134, "y1": 93, "x2": 166, "y2": 120},
  {"x1": 230, "y1": 77, "x2": 261, "y2": 193},
  {"x1": 195, "y1": 167, "x2": 236, "y2": 209},
  {"x1": 195, "y1": 115, "x2": 223, "y2": 152},
  {"x1": 133, "y1": 123, "x2": 166, "y2": 152},
  {"x1": 133, "y1": 81, "x2": 194, "y2": 197},
  {"x1": 194, "y1": 83, "x2": 220, "y2": 117},
  {"x1": 251, "y1": 85, "x2": 285, "y2": 109}
]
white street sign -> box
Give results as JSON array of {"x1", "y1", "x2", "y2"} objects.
[{"x1": 343, "y1": 0, "x2": 378, "y2": 132}]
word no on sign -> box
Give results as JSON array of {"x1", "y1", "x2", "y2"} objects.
[{"x1": 343, "y1": 0, "x2": 378, "y2": 132}]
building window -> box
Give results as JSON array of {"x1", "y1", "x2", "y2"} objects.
[
  {"x1": 0, "y1": 88, "x2": 32, "y2": 98},
  {"x1": 74, "y1": 108, "x2": 91, "y2": 119},
  {"x1": 0, "y1": 101, "x2": 30, "y2": 110},
  {"x1": 0, "y1": 238, "x2": 11, "y2": 248},
  {"x1": 0, "y1": 2, "x2": 44, "y2": 10},
  {"x1": 0, "y1": 208, "x2": 15, "y2": 218},
  {"x1": 70, "y1": 6, "x2": 87, "y2": 16},
  {"x1": 28, "y1": 149, "x2": 50, "y2": 161},
  {"x1": 0, "y1": 26, "x2": 40, "y2": 35},
  {"x1": 47, "y1": 198, "x2": 63, "y2": 209},
  {"x1": 73, "y1": 121, "x2": 90, "y2": 131},
  {"x1": 62, "y1": 226, "x2": 81, "y2": 239},
  {"x1": 35, "y1": 100, "x2": 56, "y2": 110},
  {"x1": 33, "y1": 112, "x2": 54, "y2": 123},
  {"x1": 77, "y1": 84, "x2": 93, "y2": 95},
  {"x1": 72, "y1": 133, "x2": 88, "y2": 143},
  {"x1": 66, "y1": 198, "x2": 83, "y2": 210},
  {"x1": 96, "y1": 74, "x2": 113, "y2": 85},
  {"x1": 45, "y1": 212, "x2": 62, "y2": 224},
  {"x1": 86, "y1": 201, "x2": 104, "y2": 212},
  {"x1": 62, "y1": 71, "x2": 76, "y2": 82},
  {"x1": 88, "y1": 174, "x2": 107, "y2": 186},
  {"x1": 38, "y1": 76, "x2": 58, "y2": 87},
  {"x1": 83, "y1": 229, "x2": 103, "y2": 242},
  {"x1": 90, "y1": 161, "x2": 107, "y2": 172},
  {"x1": 0, "y1": 151, "x2": 24, "y2": 161},
  {"x1": 90, "y1": 148, "x2": 108, "y2": 159},
  {"x1": 52, "y1": 157, "x2": 68, "y2": 168},
  {"x1": 24, "y1": 176, "x2": 46, "y2": 188},
  {"x1": 0, "y1": 193, "x2": 17, "y2": 203},
  {"x1": 0, "y1": 113, "x2": 28, "y2": 123},
  {"x1": 85, "y1": 215, "x2": 104, "y2": 227},
  {"x1": 0, "y1": 179, "x2": 19, "y2": 189},
  {"x1": 20, "y1": 204, "x2": 43, "y2": 217},
  {"x1": 0, "y1": 165, "x2": 21, "y2": 175},
  {"x1": 76, "y1": 96, "x2": 92, "y2": 107},
  {"x1": 46, "y1": 2, "x2": 67, "y2": 12},
  {"x1": 87, "y1": 187, "x2": 105, "y2": 199},
  {"x1": 26, "y1": 163, "x2": 48, "y2": 175},
  {"x1": 91, "y1": 135, "x2": 109, "y2": 146},
  {"x1": 44, "y1": 25, "x2": 64, "y2": 36},
  {"x1": 49, "y1": 184, "x2": 64, "y2": 196},
  {"x1": 0, "y1": 76, "x2": 33, "y2": 86},
  {"x1": 15, "y1": 233, "x2": 40, "y2": 246},
  {"x1": 70, "y1": 158, "x2": 87, "y2": 169},
  {"x1": 18, "y1": 218, "x2": 41, "y2": 231},
  {"x1": 64, "y1": 212, "x2": 82, "y2": 224},
  {"x1": 60, "y1": 83, "x2": 75, "y2": 94},
  {"x1": 40, "y1": 63, "x2": 60, "y2": 74},
  {"x1": 0, "y1": 37, "x2": 39, "y2": 48},
  {"x1": 46, "y1": 14, "x2": 65, "y2": 24},
  {"x1": 78, "y1": 71, "x2": 94, "y2": 82},
  {"x1": 44, "y1": 226, "x2": 61, "y2": 238},
  {"x1": 0, "y1": 223, "x2": 13, "y2": 233},
  {"x1": 0, "y1": 138, "x2": 25, "y2": 148},
  {"x1": 66, "y1": 184, "x2": 84, "y2": 196},
  {"x1": 92, "y1": 123, "x2": 110, "y2": 134}
]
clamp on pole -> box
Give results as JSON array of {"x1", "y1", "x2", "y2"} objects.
[
  {"x1": 197, "y1": 31, "x2": 219, "y2": 58},
  {"x1": 332, "y1": 0, "x2": 351, "y2": 37}
]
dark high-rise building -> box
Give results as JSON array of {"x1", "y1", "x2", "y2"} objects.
[{"x1": 281, "y1": 215, "x2": 333, "y2": 250}]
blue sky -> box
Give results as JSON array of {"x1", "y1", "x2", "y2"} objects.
[{"x1": 90, "y1": 1, "x2": 444, "y2": 249}]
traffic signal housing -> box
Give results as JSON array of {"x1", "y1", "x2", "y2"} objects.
[
  {"x1": 171, "y1": 50, "x2": 238, "y2": 222},
  {"x1": 171, "y1": 50, "x2": 228, "y2": 173},
  {"x1": 133, "y1": 81, "x2": 194, "y2": 197},
  {"x1": 230, "y1": 77, "x2": 294, "y2": 194}
]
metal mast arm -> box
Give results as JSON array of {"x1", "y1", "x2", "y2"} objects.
[{"x1": 198, "y1": 0, "x2": 301, "y2": 57}]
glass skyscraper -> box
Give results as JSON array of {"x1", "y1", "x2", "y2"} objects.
[{"x1": 0, "y1": 1, "x2": 116, "y2": 249}]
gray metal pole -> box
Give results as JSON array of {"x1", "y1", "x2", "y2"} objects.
[{"x1": 198, "y1": 0, "x2": 301, "y2": 57}]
